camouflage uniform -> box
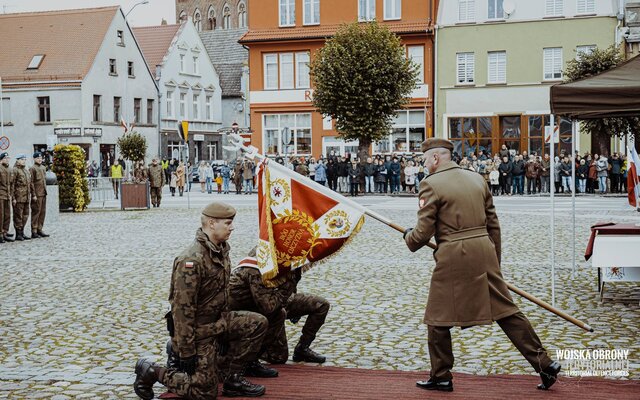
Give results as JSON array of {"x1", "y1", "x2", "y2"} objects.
[
  {"x1": 229, "y1": 265, "x2": 330, "y2": 364},
  {"x1": 148, "y1": 163, "x2": 165, "y2": 207},
  {"x1": 0, "y1": 162, "x2": 12, "y2": 237},
  {"x1": 160, "y1": 229, "x2": 267, "y2": 400},
  {"x1": 133, "y1": 164, "x2": 148, "y2": 184},
  {"x1": 11, "y1": 163, "x2": 30, "y2": 233},
  {"x1": 29, "y1": 163, "x2": 47, "y2": 234}
]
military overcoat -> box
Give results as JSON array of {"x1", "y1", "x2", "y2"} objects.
[{"x1": 405, "y1": 161, "x2": 519, "y2": 327}]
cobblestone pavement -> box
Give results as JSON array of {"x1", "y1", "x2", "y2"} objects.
[{"x1": 1, "y1": 193, "x2": 639, "y2": 398}]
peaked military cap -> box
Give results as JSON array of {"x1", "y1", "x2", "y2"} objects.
[
  {"x1": 0, "y1": 152, "x2": 7, "y2": 160},
  {"x1": 33, "y1": 152, "x2": 43, "y2": 158},
  {"x1": 16, "y1": 154, "x2": 27, "y2": 160},
  {"x1": 421, "y1": 138, "x2": 454, "y2": 153},
  {"x1": 202, "y1": 202, "x2": 236, "y2": 219}
]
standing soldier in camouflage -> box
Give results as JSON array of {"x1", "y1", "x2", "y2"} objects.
[
  {"x1": 29, "y1": 152, "x2": 49, "y2": 238},
  {"x1": 12, "y1": 154, "x2": 31, "y2": 241},
  {"x1": 148, "y1": 157, "x2": 165, "y2": 208},
  {"x1": 0, "y1": 152, "x2": 13, "y2": 243},
  {"x1": 229, "y1": 249, "x2": 330, "y2": 366},
  {"x1": 134, "y1": 202, "x2": 268, "y2": 400}
]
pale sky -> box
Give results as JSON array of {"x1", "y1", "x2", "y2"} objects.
[{"x1": 3, "y1": 0, "x2": 176, "y2": 27}]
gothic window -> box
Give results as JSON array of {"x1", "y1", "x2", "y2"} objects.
[
  {"x1": 238, "y1": 1, "x2": 247, "y2": 28},
  {"x1": 179, "y1": 10, "x2": 187, "y2": 22},
  {"x1": 223, "y1": 4, "x2": 231, "y2": 29},
  {"x1": 193, "y1": 9, "x2": 202, "y2": 31},
  {"x1": 208, "y1": 6, "x2": 216, "y2": 30}
]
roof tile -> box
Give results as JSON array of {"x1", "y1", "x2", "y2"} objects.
[{"x1": 133, "y1": 24, "x2": 182, "y2": 78}]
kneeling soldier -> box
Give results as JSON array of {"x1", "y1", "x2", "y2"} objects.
[
  {"x1": 229, "y1": 249, "x2": 330, "y2": 366},
  {"x1": 134, "y1": 202, "x2": 268, "y2": 399}
]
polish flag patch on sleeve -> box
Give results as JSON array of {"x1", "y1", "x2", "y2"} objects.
[{"x1": 184, "y1": 261, "x2": 194, "y2": 269}]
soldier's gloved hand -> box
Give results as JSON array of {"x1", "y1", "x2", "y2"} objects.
[
  {"x1": 403, "y1": 228, "x2": 413, "y2": 239},
  {"x1": 289, "y1": 315, "x2": 301, "y2": 324},
  {"x1": 178, "y1": 355, "x2": 197, "y2": 375}
]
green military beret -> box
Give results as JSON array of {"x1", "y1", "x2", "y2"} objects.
[
  {"x1": 421, "y1": 138, "x2": 454, "y2": 153},
  {"x1": 202, "y1": 201, "x2": 236, "y2": 219}
]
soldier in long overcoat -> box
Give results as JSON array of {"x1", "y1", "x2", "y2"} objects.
[
  {"x1": 134, "y1": 202, "x2": 268, "y2": 399},
  {"x1": 29, "y1": 152, "x2": 49, "y2": 238},
  {"x1": 404, "y1": 138, "x2": 560, "y2": 392},
  {"x1": 12, "y1": 154, "x2": 31, "y2": 241},
  {"x1": 0, "y1": 152, "x2": 13, "y2": 243}
]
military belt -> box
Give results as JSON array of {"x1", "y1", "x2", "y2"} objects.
[{"x1": 440, "y1": 226, "x2": 488, "y2": 242}]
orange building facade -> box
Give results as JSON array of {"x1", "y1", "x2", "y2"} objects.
[{"x1": 240, "y1": 0, "x2": 437, "y2": 159}]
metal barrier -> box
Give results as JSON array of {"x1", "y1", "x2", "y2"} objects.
[{"x1": 87, "y1": 177, "x2": 118, "y2": 208}]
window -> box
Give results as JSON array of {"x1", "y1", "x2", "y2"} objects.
[
  {"x1": 117, "y1": 30, "x2": 124, "y2": 46},
  {"x1": 113, "y1": 97, "x2": 121, "y2": 123},
  {"x1": 576, "y1": 45, "x2": 595, "y2": 59},
  {"x1": 359, "y1": 0, "x2": 376, "y2": 21},
  {"x1": 179, "y1": 93, "x2": 187, "y2": 119},
  {"x1": 488, "y1": 51, "x2": 506, "y2": 83},
  {"x1": 134, "y1": 98, "x2": 141, "y2": 123},
  {"x1": 37, "y1": 96, "x2": 51, "y2": 123},
  {"x1": 296, "y1": 52, "x2": 311, "y2": 88},
  {"x1": 543, "y1": 47, "x2": 563, "y2": 80},
  {"x1": 93, "y1": 95, "x2": 101, "y2": 121},
  {"x1": 264, "y1": 54, "x2": 279, "y2": 89},
  {"x1": 458, "y1": 0, "x2": 475, "y2": 22},
  {"x1": 179, "y1": 10, "x2": 187, "y2": 22},
  {"x1": 180, "y1": 54, "x2": 185, "y2": 73},
  {"x1": 263, "y1": 113, "x2": 312, "y2": 155},
  {"x1": 147, "y1": 100, "x2": 154, "y2": 124},
  {"x1": 194, "y1": 9, "x2": 202, "y2": 31},
  {"x1": 223, "y1": 4, "x2": 231, "y2": 29},
  {"x1": 193, "y1": 94, "x2": 200, "y2": 120},
  {"x1": 193, "y1": 56, "x2": 199, "y2": 74},
  {"x1": 374, "y1": 110, "x2": 425, "y2": 153},
  {"x1": 128, "y1": 61, "x2": 134, "y2": 77},
  {"x1": 166, "y1": 90, "x2": 174, "y2": 117},
  {"x1": 384, "y1": 0, "x2": 401, "y2": 20},
  {"x1": 456, "y1": 52, "x2": 474, "y2": 84},
  {"x1": 488, "y1": 0, "x2": 504, "y2": 19},
  {"x1": 448, "y1": 116, "x2": 492, "y2": 158},
  {"x1": 577, "y1": 0, "x2": 594, "y2": 14},
  {"x1": 279, "y1": 53, "x2": 294, "y2": 89},
  {"x1": 545, "y1": 0, "x2": 563, "y2": 16},
  {"x1": 205, "y1": 96, "x2": 213, "y2": 120},
  {"x1": 27, "y1": 54, "x2": 45, "y2": 70},
  {"x1": 280, "y1": 0, "x2": 295, "y2": 26},
  {"x1": 408, "y1": 46, "x2": 424, "y2": 84},
  {"x1": 238, "y1": 2, "x2": 247, "y2": 28},
  {"x1": 304, "y1": 0, "x2": 320, "y2": 25},
  {"x1": 1, "y1": 97, "x2": 11, "y2": 125},
  {"x1": 208, "y1": 6, "x2": 216, "y2": 30},
  {"x1": 109, "y1": 59, "x2": 117, "y2": 75}
]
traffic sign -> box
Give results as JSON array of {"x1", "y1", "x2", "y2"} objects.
[
  {"x1": 545, "y1": 125, "x2": 559, "y2": 144},
  {"x1": 0, "y1": 136, "x2": 9, "y2": 151}
]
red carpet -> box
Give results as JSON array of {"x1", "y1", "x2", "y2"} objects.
[{"x1": 160, "y1": 364, "x2": 640, "y2": 399}]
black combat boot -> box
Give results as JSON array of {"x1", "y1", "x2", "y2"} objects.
[
  {"x1": 293, "y1": 341, "x2": 326, "y2": 363},
  {"x1": 222, "y1": 372, "x2": 266, "y2": 397},
  {"x1": 538, "y1": 361, "x2": 561, "y2": 390},
  {"x1": 245, "y1": 360, "x2": 278, "y2": 378},
  {"x1": 3, "y1": 234, "x2": 13, "y2": 242},
  {"x1": 134, "y1": 358, "x2": 162, "y2": 400},
  {"x1": 165, "y1": 339, "x2": 180, "y2": 370},
  {"x1": 15, "y1": 230, "x2": 25, "y2": 241},
  {"x1": 38, "y1": 231, "x2": 50, "y2": 238},
  {"x1": 416, "y1": 378, "x2": 454, "y2": 392},
  {"x1": 31, "y1": 231, "x2": 41, "y2": 239}
]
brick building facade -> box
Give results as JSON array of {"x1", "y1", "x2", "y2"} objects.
[{"x1": 175, "y1": 0, "x2": 248, "y2": 31}]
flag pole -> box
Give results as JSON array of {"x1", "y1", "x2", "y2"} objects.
[{"x1": 230, "y1": 135, "x2": 593, "y2": 333}]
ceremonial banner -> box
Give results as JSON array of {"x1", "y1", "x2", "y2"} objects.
[
  {"x1": 628, "y1": 147, "x2": 640, "y2": 208},
  {"x1": 257, "y1": 159, "x2": 365, "y2": 283}
]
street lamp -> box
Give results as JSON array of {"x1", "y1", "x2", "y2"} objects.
[{"x1": 126, "y1": 0, "x2": 150, "y2": 18}]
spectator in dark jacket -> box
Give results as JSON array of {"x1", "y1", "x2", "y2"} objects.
[
  {"x1": 560, "y1": 156, "x2": 573, "y2": 193},
  {"x1": 348, "y1": 159, "x2": 362, "y2": 197},
  {"x1": 389, "y1": 157, "x2": 401, "y2": 194},
  {"x1": 576, "y1": 159, "x2": 589, "y2": 193},
  {"x1": 498, "y1": 156, "x2": 513, "y2": 195},
  {"x1": 511, "y1": 155, "x2": 525, "y2": 195},
  {"x1": 326, "y1": 159, "x2": 338, "y2": 191},
  {"x1": 524, "y1": 155, "x2": 540, "y2": 195},
  {"x1": 337, "y1": 157, "x2": 349, "y2": 193},
  {"x1": 609, "y1": 153, "x2": 622, "y2": 193},
  {"x1": 363, "y1": 157, "x2": 376, "y2": 194},
  {"x1": 375, "y1": 159, "x2": 387, "y2": 193}
]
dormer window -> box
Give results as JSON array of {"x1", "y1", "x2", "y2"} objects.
[
  {"x1": 117, "y1": 30, "x2": 125, "y2": 46},
  {"x1": 27, "y1": 55, "x2": 45, "y2": 70}
]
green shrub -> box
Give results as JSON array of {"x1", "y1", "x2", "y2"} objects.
[
  {"x1": 117, "y1": 131, "x2": 147, "y2": 162},
  {"x1": 52, "y1": 144, "x2": 90, "y2": 212}
]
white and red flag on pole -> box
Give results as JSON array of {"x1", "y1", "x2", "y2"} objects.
[
  {"x1": 628, "y1": 146, "x2": 640, "y2": 208},
  {"x1": 257, "y1": 159, "x2": 365, "y2": 283}
]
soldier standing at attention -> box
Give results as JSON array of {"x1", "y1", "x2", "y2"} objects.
[
  {"x1": 0, "y1": 152, "x2": 13, "y2": 243},
  {"x1": 12, "y1": 154, "x2": 31, "y2": 241},
  {"x1": 229, "y1": 249, "x2": 329, "y2": 367},
  {"x1": 134, "y1": 202, "x2": 268, "y2": 400},
  {"x1": 148, "y1": 157, "x2": 165, "y2": 208},
  {"x1": 403, "y1": 138, "x2": 560, "y2": 392},
  {"x1": 29, "y1": 152, "x2": 49, "y2": 238}
]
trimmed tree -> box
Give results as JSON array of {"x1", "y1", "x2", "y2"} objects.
[
  {"x1": 564, "y1": 45, "x2": 640, "y2": 156},
  {"x1": 310, "y1": 22, "x2": 419, "y2": 161},
  {"x1": 117, "y1": 131, "x2": 148, "y2": 162},
  {"x1": 52, "y1": 144, "x2": 90, "y2": 212}
]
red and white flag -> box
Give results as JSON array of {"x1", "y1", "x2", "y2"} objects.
[
  {"x1": 628, "y1": 146, "x2": 640, "y2": 208},
  {"x1": 256, "y1": 159, "x2": 365, "y2": 283}
]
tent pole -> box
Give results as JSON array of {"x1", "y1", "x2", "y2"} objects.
[{"x1": 550, "y1": 114, "x2": 556, "y2": 307}]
